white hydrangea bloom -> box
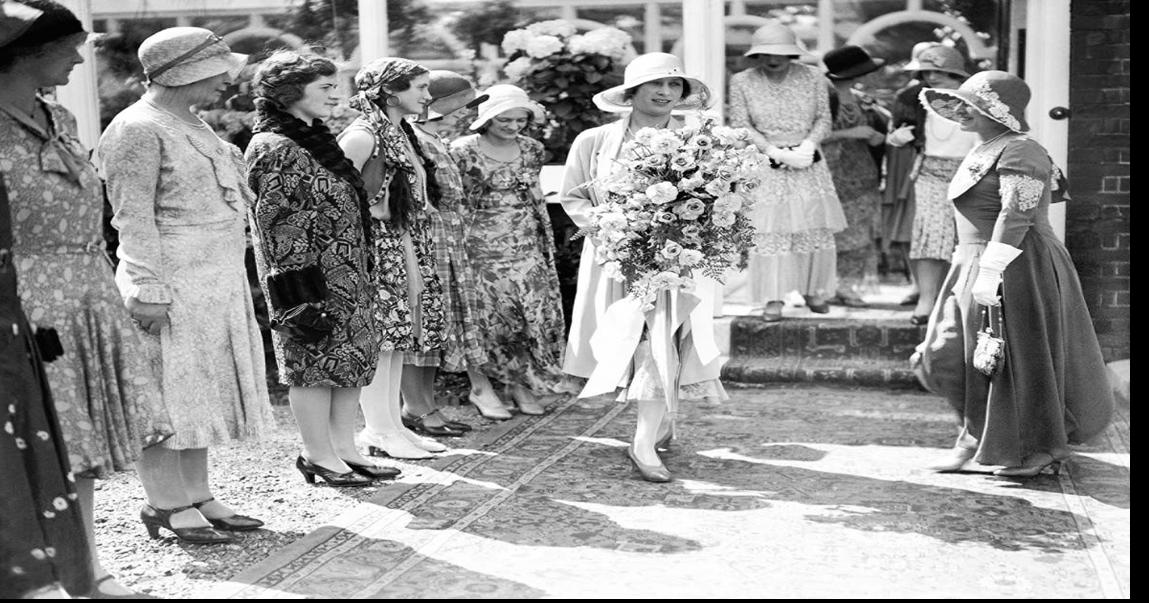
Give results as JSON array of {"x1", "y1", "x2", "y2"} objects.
[{"x1": 525, "y1": 35, "x2": 564, "y2": 59}]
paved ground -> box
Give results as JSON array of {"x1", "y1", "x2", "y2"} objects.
[{"x1": 203, "y1": 384, "x2": 1130, "y2": 599}]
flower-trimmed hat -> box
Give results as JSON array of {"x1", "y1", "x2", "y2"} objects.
[
  {"x1": 593, "y1": 52, "x2": 711, "y2": 113},
  {"x1": 139, "y1": 27, "x2": 247, "y2": 86},
  {"x1": 905, "y1": 45, "x2": 970, "y2": 80},
  {"x1": 425, "y1": 70, "x2": 488, "y2": 120},
  {"x1": 921, "y1": 70, "x2": 1030, "y2": 133},
  {"x1": 823, "y1": 45, "x2": 885, "y2": 81},
  {"x1": 470, "y1": 84, "x2": 545, "y2": 131},
  {"x1": 743, "y1": 21, "x2": 808, "y2": 57}
]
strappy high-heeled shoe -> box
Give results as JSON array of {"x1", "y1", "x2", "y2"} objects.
[
  {"x1": 191, "y1": 497, "x2": 264, "y2": 531},
  {"x1": 993, "y1": 452, "x2": 1066, "y2": 477},
  {"x1": 295, "y1": 456, "x2": 375, "y2": 487},
  {"x1": 402, "y1": 409, "x2": 467, "y2": 437},
  {"x1": 139, "y1": 505, "x2": 236, "y2": 544}
]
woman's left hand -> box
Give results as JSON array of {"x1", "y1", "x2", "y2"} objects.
[{"x1": 126, "y1": 296, "x2": 171, "y2": 336}]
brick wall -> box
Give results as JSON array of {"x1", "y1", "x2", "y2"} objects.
[{"x1": 1068, "y1": 0, "x2": 1130, "y2": 361}]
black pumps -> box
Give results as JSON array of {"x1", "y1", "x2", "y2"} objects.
[
  {"x1": 140, "y1": 504, "x2": 236, "y2": 544},
  {"x1": 190, "y1": 498, "x2": 264, "y2": 532},
  {"x1": 296, "y1": 455, "x2": 374, "y2": 487}
]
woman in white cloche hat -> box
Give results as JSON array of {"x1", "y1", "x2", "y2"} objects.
[
  {"x1": 449, "y1": 84, "x2": 574, "y2": 418},
  {"x1": 560, "y1": 52, "x2": 726, "y2": 483}
]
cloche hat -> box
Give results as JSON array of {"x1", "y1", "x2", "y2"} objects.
[
  {"x1": 592, "y1": 52, "x2": 711, "y2": 113},
  {"x1": 822, "y1": 45, "x2": 885, "y2": 81},
  {"x1": 905, "y1": 45, "x2": 970, "y2": 80},
  {"x1": 139, "y1": 27, "x2": 247, "y2": 86},
  {"x1": 1, "y1": 0, "x2": 86, "y2": 51},
  {"x1": 469, "y1": 84, "x2": 545, "y2": 131},
  {"x1": 743, "y1": 21, "x2": 808, "y2": 57},
  {"x1": 921, "y1": 70, "x2": 1030, "y2": 133},
  {"x1": 425, "y1": 70, "x2": 488, "y2": 120}
]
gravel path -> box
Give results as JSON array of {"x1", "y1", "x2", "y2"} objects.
[{"x1": 93, "y1": 375, "x2": 482, "y2": 599}]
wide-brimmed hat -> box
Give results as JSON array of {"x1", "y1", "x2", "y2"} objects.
[
  {"x1": 469, "y1": 84, "x2": 545, "y2": 131},
  {"x1": 905, "y1": 45, "x2": 970, "y2": 80},
  {"x1": 921, "y1": 70, "x2": 1030, "y2": 133},
  {"x1": 823, "y1": 45, "x2": 885, "y2": 81},
  {"x1": 592, "y1": 52, "x2": 711, "y2": 113},
  {"x1": 743, "y1": 22, "x2": 808, "y2": 57},
  {"x1": 139, "y1": 27, "x2": 247, "y2": 86},
  {"x1": 425, "y1": 70, "x2": 488, "y2": 120}
]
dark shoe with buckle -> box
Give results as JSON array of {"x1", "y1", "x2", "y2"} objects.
[
  {"x1": 343, "y1": 458, "x2": 402, "y2": 480},
  {"x1": 909, "y1": 314, "x2": 929, "y2": 326},
  {"x1": 402, "y1": 409, "x2": 467, "y2": 437},
  {"x1": 140, "y1": 504, "x2": 237, "y2": 544},
  {"x1": 191, "y1": 498, "x2": 264, "y2": 532},
  {"x1": 296, "y1": 455, "x2": 375, "y2": 487}
]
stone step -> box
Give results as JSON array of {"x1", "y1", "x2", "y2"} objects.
[
  {"x1": 721, "y1": 356, "x2": 923, "y2": 388},
  {"x1": 729, "y1": 316, "x2": 926, "y2": 360}
]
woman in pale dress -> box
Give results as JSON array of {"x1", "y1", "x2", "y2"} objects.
[
  {"x1": 728, "y1": 22, "x2": 846, "y2": 322},
  {"x1": 338, "y1": 57, "x2": 448, "y2": 460},
  {"x1": 1, "y1": 2, "x2": 172, "y2": 595},
  {"x1": 99, "y1": 27, "x2": 273, "y2": 545},
  {"x1": 449, "y1": 85, "x2": 573, "y2": 417},
  {"x1": 561, "y1": 52, "x2": 726, "y2": 482}
]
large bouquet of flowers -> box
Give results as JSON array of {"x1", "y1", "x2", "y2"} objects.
[
  {"x1": 582, "y1": 116, "x2": 764, "y2": 309},
  {"x1": 500, "y1": 19, "x2": 633, "y2": 163}
]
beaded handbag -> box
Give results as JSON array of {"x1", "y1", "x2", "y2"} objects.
[{"x1": 972, "y1": 304, "x2": 1005, "y2": 377}]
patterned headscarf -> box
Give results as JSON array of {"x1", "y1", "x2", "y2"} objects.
[{"x1": 349, "y1": 57, "x2": 426, "y2": 115}]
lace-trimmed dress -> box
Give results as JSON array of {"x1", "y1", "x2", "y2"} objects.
[
  {"x1": 915, "y1": 134, "x2": 1114, "y2": 466},
  {"x1": 450, "y1": 134, "x2": 569, "y2": 393},
  {"x1": 0, "y1": 98, "x2": 173, "y2": 478},
  {"x1": 245, "y1": 132, "x2": 381, "y2": 387},
  {"x1": 728, "y1": 63, "x2": 846, "y2": 302},
  {"x1": 98, "y1": 100, "x2": 273, "y2": 449}
]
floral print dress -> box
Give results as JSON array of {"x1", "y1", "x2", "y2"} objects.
[
  {"x1": 450, "y1": 134, "x2": 569, "y2": 392},
  {"x1": 822, "y1": 89, "x2": 883, "y2": 292},
  {"x1": 0, "y1": 98, "x2": 172, "y2": 477}
]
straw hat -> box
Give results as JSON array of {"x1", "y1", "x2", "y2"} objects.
[
  {"x1": 743, "y1": 22, "x2": 808, "y2": 57},
  {"x1": 822, "y1": 45, "x2": 885, "y2": 81},
  {"x1": 425, "y1": 70, "x2": 488, "y2": 120},
  {"x1": 592, "y1": 52, "x2": 711, "y2": 113},
  {"x1": 469, "y1": 84, "x2": 545, "y2": 131},
  {"x1": 139, "y1": 27, "x2": 247, "y2": 86},
  {"x1": 905, "y1": 45, "x2": 970, "y2": 80},
  {"x1": 921, "y1": 70, "x2": 1030, "y2": 133}
]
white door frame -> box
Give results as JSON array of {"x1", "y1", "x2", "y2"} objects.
[{"x1": 1012, "y1": 0, "x2": 1071, "y2": 242}]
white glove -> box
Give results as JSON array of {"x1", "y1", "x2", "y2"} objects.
[
  {"x1": 794, "y1": 139, "x2": 817, "y2": 162},
  {"x1": 887, "y1": 125, "x2": 915, "y2": 147},
  {"x1": 788, "y1": 150, "x2": 814, "y2": 169},
  {"x1": 971, "y1": 242, "x2": 1023, "y2": 306},
  {"x1": 768, "y1": 146, "x2": 801, "y2": 168}
]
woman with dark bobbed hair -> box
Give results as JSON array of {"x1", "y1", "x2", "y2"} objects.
[{"x1": 245, "y1": 49, "x2": 399, "y2": 486}]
